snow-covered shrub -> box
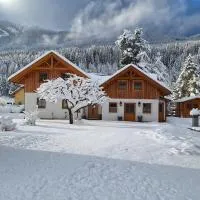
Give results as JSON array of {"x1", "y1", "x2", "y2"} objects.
[
  {"x1": 24, "y1": 107, "x2": 39, "y2": 126},
  {"x1": 11, "y1": 105, "x2": 25, "y2": 113},
  {"x1": 0, "y1": 97, "x2": 7, "y2": 106},
  {"x1": 190, "y1": 108, "x2": 200, "y2": 116},
  {"x1": 0, "y1": 116, "x2": 16, "y2": 131},
  {"x1": 0, "y1": 105, "x2": 24, "y2": 113}
]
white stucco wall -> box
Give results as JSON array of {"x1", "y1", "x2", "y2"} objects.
[
  {"x1": 102, "y1": 99, "x2": 160, "y2": 122},
  {"x1": 25, "y1": 93, "x2": 83, "y2": 119}
]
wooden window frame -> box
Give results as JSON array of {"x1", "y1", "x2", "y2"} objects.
[
  {"x1": 61, "y1": 73, "x2": 71, "y2": 80},
  {"x1": 37, "y1": 98, "x2": 46, "y2": 109},
  {"x1": 118, "y1": 80, "x2": 128, "y2": 90},
  {"x1": 39, "y1": 72, "x2": 48, "y2": 82},
  {"x1": 62, "y1": 99, "x2": 68, "y2": 109},
  {"x1": 143, "y1": 103, "x2": 151, "y2": 114},
  {"x1": 109, "y1": 102, "x2": 117, "y2": 113},
  {"x1": 133, "y1": 81, "x2": 143, "y2": 91}
]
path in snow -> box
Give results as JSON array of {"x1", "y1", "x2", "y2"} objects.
[{"x1": 0, "y1": 146, "x2": 200, "y2": 200}]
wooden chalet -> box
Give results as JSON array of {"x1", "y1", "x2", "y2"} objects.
[
  {"x1": 8, "y1": 50, "x2": 89, "y2": 119},
  {"x1": 99, "y1": 64, "x2": 171, "y2": 122}
]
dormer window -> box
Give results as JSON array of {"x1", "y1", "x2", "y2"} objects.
[{"x1": 39, "y1": 73, "x2": 48, "y2": 82}]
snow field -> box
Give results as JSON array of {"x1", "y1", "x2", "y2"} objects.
[{"x1": 0, "y1": 115, "x2": 200, "y2": 199}]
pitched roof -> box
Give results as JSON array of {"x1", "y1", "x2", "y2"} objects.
[
  {"x1": 100, "y1": 64, "x2": 171, "y2": 94},
  {"x1": 8, "y1": 50, "x2": 89, "y2": 82},
  {"x1": 88, "y1": 73, "x2": 111, "y2": 85},
  {"x1": 175, "y1": 96, "x2": 200, "y2": 103}
]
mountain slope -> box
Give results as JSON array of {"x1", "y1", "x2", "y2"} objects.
[{"x1": 1, "y1": 20, "x2": 200, "y2": 50}]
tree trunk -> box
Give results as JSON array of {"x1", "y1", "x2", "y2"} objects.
[{"x1": 68, "y1": 109, "x2": 74, "y2": 124}]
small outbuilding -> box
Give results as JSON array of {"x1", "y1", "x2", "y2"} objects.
[{"x1": 175, "y1": 96, "x2": 200, "y2": 118}]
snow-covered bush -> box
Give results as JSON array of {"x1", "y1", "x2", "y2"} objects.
[
  {"x1": 24, "y1": 107, "x2": 39, "y2": 126},
  {"x1": 190, "y1": 108, "x2": 200, "y2": 116},
  {"x1": 0, "y1": 116, "x2": 16, "y2": 131},
  {"x1": 0, "y1": 105, "x2": 24, "y2": 113},
  {"x1": 11, "y1": 105, "x2": 25, "y2": 113},
  {"x1": 0, "y1": 97, "x2": 7, "y2": 106}
]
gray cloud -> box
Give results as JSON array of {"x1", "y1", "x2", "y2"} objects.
[
  {"x1": 0, "y1": 0, "x2": 90, "y2": 30},
  {"x1": 0, "y1": 0, "x2": 200, "y2": 40},
  {"x1": 68, "y1": 0, "x2": 196, "y2": 40}
]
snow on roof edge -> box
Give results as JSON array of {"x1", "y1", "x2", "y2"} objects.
[
  {"x1": 88, "y1": 73, "x2": 111, "y2": 85},
  {"x1": 8, "y1": 50, "x2": 90, "y2": 81},
  {"x1": 100, "y1": 64, "x2": 171, "y2": 93},
  {"x1": 174, "y1": 96, "x2": 200, "y2": 103},
  {"x1": 10, "y1": 85, "x2": 24, "y2": 95}
]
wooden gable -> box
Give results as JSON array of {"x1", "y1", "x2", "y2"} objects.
[
  {"x1": 101, "y1": 65, "x2": 171, "y2": 99},
  {"x1": 9, "y1": 51, "x2": 89, "y2": 93}
]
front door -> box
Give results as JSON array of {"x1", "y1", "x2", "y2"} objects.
[
  {"x1": 159, "y1": 102, "x2": 165, "y2": 122},
  {"x1": 88, "y1": 105, "x2": 99, "y2": 120},
  {"x1": 124, "y1": 103, "x2": 136, "y2": 121}
]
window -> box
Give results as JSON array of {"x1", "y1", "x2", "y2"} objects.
[
  {"x1": 143, "y1": 103, "x2": 151, "y2": 114},
  {"x1": 118, "y1": 80, "x2": 127, "y2": 90},
  {"x1": 134, "y1": 81, "x2": 142, "y2": 90},
  {"x1": 39, "y1": 73, "x2": 48, "y2": 82},
  {"x1": 37, "y1": 98, "x2": 46, "y2": 109},
  {"x1": 62, "y1": 100, "x2": 68, "y2": 109},
  {"x1": 61, "y1": 73, "x2": 71, "y2": 80},
  {"x1": 109, "y1": 102, "x2": 117, "y2": 113}
]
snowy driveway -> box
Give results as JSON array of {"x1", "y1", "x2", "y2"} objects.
[{"x1": 0, "y1": 116, "x2": 200, "y2": 199}]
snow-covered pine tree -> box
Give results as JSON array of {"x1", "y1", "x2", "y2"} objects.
[
  {"x1": 153, "y1": 52, "x2": 170, "y2": 85},
  {"x1": 174, "y1": 54, "x2": 200, "y2": 99},
  {"x1": 115, "y1": 28, "x2": 150, "y2": 67}
]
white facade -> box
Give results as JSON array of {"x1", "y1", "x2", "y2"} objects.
[
  {"x1": 25, "y1": 93, "x2": 165, "y2": 122},
  {"x1": 25, "y1": 93, "x2": 83, "y2": 119},
  {"x1": 102, "y1": 99, "x2": 160, "y2": 122}
]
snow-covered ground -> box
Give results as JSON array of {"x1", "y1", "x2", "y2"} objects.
[{"x1": 0, "y1": 115, "x2": 200, "y2": 200}]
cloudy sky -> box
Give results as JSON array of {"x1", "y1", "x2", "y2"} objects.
[{"x1": 0, "y1": 0, "x2": 200, "y2": 39}]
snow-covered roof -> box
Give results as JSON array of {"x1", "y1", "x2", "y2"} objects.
[
  {"x1": 8, "y1": 50, "x2": 89, "y2": 81},
  {"x1": 100, "y1": 64, "x2": 171, "y2": 93},
  {"x1": 88, "y1": 73, "x2": 111, "y2": 85},
  {"x1": 175, "y1": 96, "x2": 200, "y2": 103}
]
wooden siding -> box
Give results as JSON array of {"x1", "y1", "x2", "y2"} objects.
[
  {"x1": 176, "y1": 99, "x2": 200, "y2": 118},
  {"x1": 103, "y1": 68, "x2": 163, "y2": 99},
  {"x1": 14, "y1": 52, "x2": 88, "y2": 93},
  {"x1": 14, "y1": 88, "x2": 25, "y2": 105}
]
